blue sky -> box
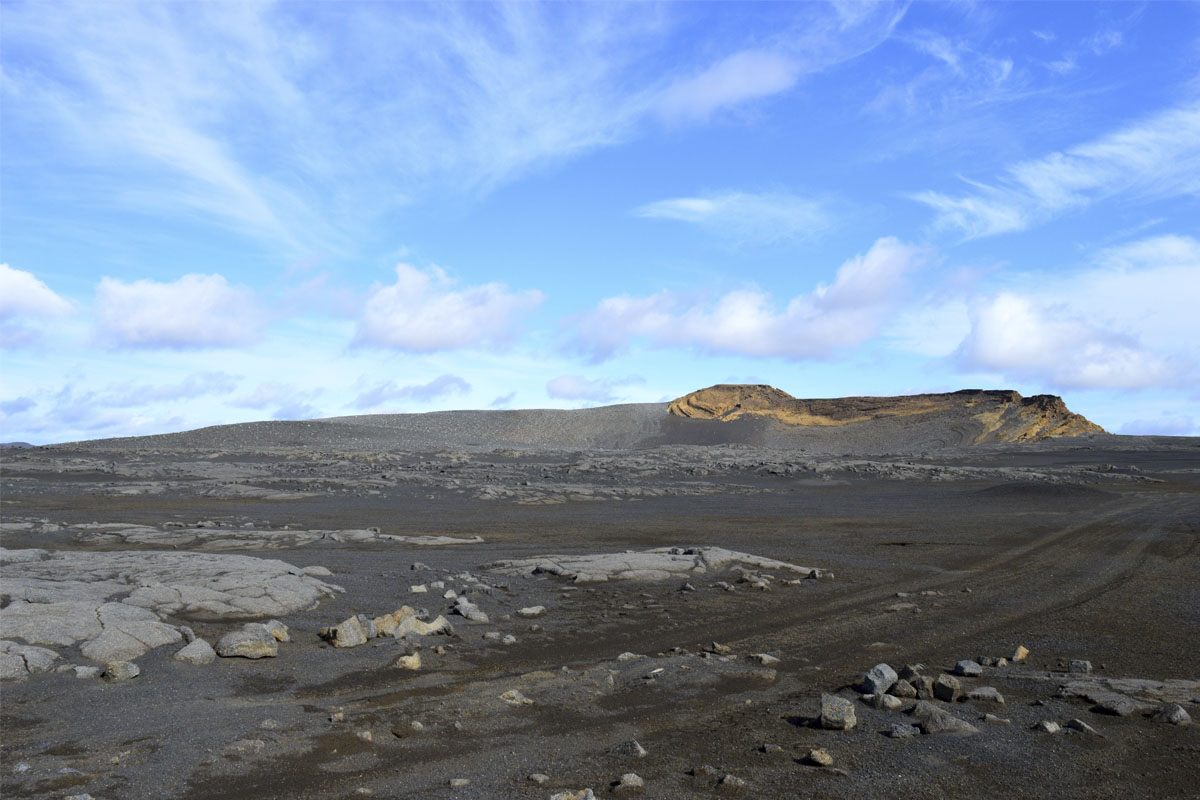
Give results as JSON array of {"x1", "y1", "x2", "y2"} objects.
[{"x1": 2, "y1": 1, "x2": 1198, "y2": 444}]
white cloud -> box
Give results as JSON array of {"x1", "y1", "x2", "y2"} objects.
[
  {"x1": 634, "y1": 191, "x2": 829, "y2": 243},
  {"x1": 568, "y1": 237, "x2": 926, "y2": 362},
  {"x1": 546, "y1": 375, "x2": 644, "y2": 403},
  {"x1": 958, "y1": 292, "x2": 1173, "y2": 390},
  {"x1": 233, "y1": 383, "x2": 321, "y2": 421},
  {"x1": 913, "y1": 101, "x2": 1200, "y2": 237},
  {"x1": 354, "y1": 374, "x2": 471, "y2": 409},
  {"x1": 94, "y1": 274, "x2": 262, "y2": 349},
  {"x1": 102, "y1": 372, "x2": 240, "y2": 407},
  {"x1": 0, "y1": 264, "x2": 73, "y2": 347},
  {"x1": 355, "y1": 264, "x2": 543, "y2": 352}
]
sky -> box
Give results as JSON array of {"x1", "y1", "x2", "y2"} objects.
[{"x1": 2, "y1": 1, "x2": 1199, "y2": 444}]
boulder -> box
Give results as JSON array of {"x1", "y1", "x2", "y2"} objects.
[
  {"x1": 395, "y1": 653, "x2": 421, "y2": 670},
  {"x1": 908, "y1": 701, "x2": 979, "y2": 735},
  {"x1": 1033, "y1": 720, "x2": 1061, "y2": 734},
  {"x1": 0, "y1": 640, "x2": 60, "y2": 680},
  {"x1": 819, "y1": 693, "x2": 857, "y2": 730},
  {"x1": 216, "y1": 623, "x2": 279, "y2": 658},
  {"x1": 954, "y1": 660, "x2": 983, "y2": 677},
  {"x1": 321, "y1": 616, "x2": 368, "y2": 648},
  {"x1": 889, "y1": 679, "x2": 917, "y2": 699},
  {"x1": 862, "y1": 663, "x2": 898, "y2": 695},
  {"x1": 933, "y1": 674, "x2": 961, "y2": 702},
  {"x1": 1012, "y1": 645, "x2": 1030, "y2": 662},
  {"x1": 1151, "y1": 704, "x2": 1191, "y2": 725},
  {"x1": 967, "y1": 686, "x2": 1005, "y2": 704},
  {"x1": 174, "y1": 638, "x2": 217, "y2": 665}
]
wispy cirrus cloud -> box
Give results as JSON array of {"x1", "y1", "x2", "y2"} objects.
[
  {"x1": 634, "y1": 191, "x2": 830, "y2": 244},
  {"x1": 354, "y1": 264, "x2": 543, "y2": 352},
  {"x1": 912, "y1": 101, "x2": 1200, "y2": 237},
  {"x1": 567, "y1": 237, "x2": 927, "y2": 362},
  {"x1": 354, "y1": 374, "x2": 471, "y2": 410},
  {"x1": 94, "y1": 274, "x2": 263, "y2": 349},
  {"x1": 546, "y1": 375, "x2": 644, "y2": 403}
]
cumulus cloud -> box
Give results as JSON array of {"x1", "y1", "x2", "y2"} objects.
[
  {"x1": 94, "y1": 273, "x2": 262, "y2": 349},
  {"x1": 0, "y1": 264, "x2": 73, "y2": 347},
  {"x1": 354, "y1": 374, "x2": 471, "y2": 410},
  {"x1": 546, "y1": 375, "x2": 644, "y2": 403},
  {"x1": 567, "y1": 237, "x2": 926, "y2": 362},
  {"x1": 354, "y1": 264, "x2": 544, "y2": 352},
  {"x1": 912, "y1": 102, "x2": 1200, "y2": 237},
  {"x1": 634, "y1": 191, "x2": 829, "y2": 243},
  {"x1": 957, "y1": 292, "x2": 1173, "y2": 390}
]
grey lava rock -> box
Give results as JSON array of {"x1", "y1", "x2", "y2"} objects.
[
  {"x1": 889, "y1": 678, "x2": 917, "y2": 698},
  {"x1": 885, "y1": 723, "x2": 920, "y2": 738},
  {"x1": 1068, "y1": 659, "x2": 1093, "y2": 674},
  {"x1": 862, "y1": 662, "x2": 898, "y2": 695},
  {"x1": 1151, "y1": 704, "x2": 1191, "y2": 725},
  {"x1": 954, "y1": 659, "x2": 983, "y2": 677},
  {"x1": 967, "y1": 686, "x2": 1005, "y2": 704},
  {"x1": 908, "y1": 701, "x2": 979, "y2": 735},
  {"x1": 933, "y1": 674, "x2": 962, "y2": 702},
  {"x1": 102, "y1": 660, "x2": 140, "y2": 681}
]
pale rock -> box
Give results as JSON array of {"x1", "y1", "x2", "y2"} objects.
[
  {"x1": 499, "y1": 689, "x2": 533, "y2": 705},
  {"x1": 516, "y1": 606, "x2": 546, "y2": 618},
  {"x1": 1012, "y1": 645, "x2": 1030, "y2": 662},
  {"x1": 1151, "y1": 704, "x2": 1191, "y2": 725},
  {"x1": 1033, "y1": 720, "x2": 1061, "y2": 734},
  {"x1": 448, "y1": 778, "x2": 469, "y2": 788},
  {"x1": 395, "y1": 653, "x2": 421, "y2": 670},
  {"x1": 322, "y1": 616, "x2": 368, "y2": 648},
  {"x1": 806, "y1": 748, "x2": 834, "y2": 767},
  {"x1": 983, "y1": 713, "x2": 1012, "y2": 725},
  {"x1": 614, "y1": 772, "x2": 644, "y2": 793},
  {"x1": 751, "y1": 653, "x2": 780, "y2": 666},
  {"x1": 819, "y1": 693, "x2": 857, "y2": 730},
  {"x1": 889, "y1": 679, "x2": 917, "y2": 699},
  {"x1": 529, "y1": 773, "x2": 550, "y2": 785},
  {"x1": 1067, "y1": 718, "x2": 1099, "y2": 734},
  {"x1": 174, "y1": 638, "x2": 217, "y2": 665},
  {"x1": 103, "y1": 660, "x2": 140, "y2": 681},
  {"x1": 263, "y1": 619, "x2": 289, "y2": 642},
  {"x1": 216, "y1": 623, "x2": 279, "y2": 658},
  {"x1": 74, "y1": 665, "x2": 101, "y2": 679}
]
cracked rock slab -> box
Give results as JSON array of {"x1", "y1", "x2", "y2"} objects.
[
  {"x1": 486, "y1": 546, "x2": 827, "y2": 583},
  {"x1": 0, "y1": 548, "x2": 339, "y2": 663}
]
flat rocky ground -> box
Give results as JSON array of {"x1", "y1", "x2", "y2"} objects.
[{"x1": 2, "y1": 433, "x2": 1198, "y2": 799}]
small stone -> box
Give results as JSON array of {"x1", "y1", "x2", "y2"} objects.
[
  {"x1": 1066, "y1": 718, "x2": 1099, "y2": 734},
  {"x1": 898, "y1": 664, "x2": 923, "y2": 681},
  {"x1": 354, "y1": 789, "x2": 373, "y2": 796},
  {"x1": 410, "y1": 584, "x2": 427, "y2": 593},
  {"x1": 681, "y1": 582, "x2": 695, "y2": 592},
  {"x1": 502, "y1": 634, "x2": 517, "y2": 645},
  {"x1": 102, "y1": 661, "x2": 140, "y2": 681},
  {"x1": 329, "y1": 711, "x2": 344, "y2": 723},
  {"x1": 550, "y1": 791, "x2": 595, "y2": 800},
  {"x1": 1068, "y1": 659, "x2": 1092, "y2": 674},
  {"x1": 706, "y1": 642, "x2": 733, "y2": 656},
  {"x1": 74, "y1": 665, "x2": 101, "y2": 679},
  {"x1": 760, "y1": 743, "x2": 784, "y2": 753},
  {"x1": 614, "y1": 772, "x2": 644, "y2": 792},
  {"x1": 967, "y1": 686, "x2": 1005, "y2": 704},
  {"x1": 499, "y1": 689, "x2": 533, "y2": 705},
  {"x1": 1033, "y1": 720, "x2": 1061, "y2": 734},
  {"x1": 260, "y1": 719, "x2": 282, "y2": 730},
  {"x1": 395, "y1": 653, "x2": 421, "y2": 670},
  {"x1": 819, "y1": 693, "x2": 857, "y2": 730},
  {"x1": 616, "y1": 652, "x2": 643, "y2": 662},
  {"x1": 805, "y1": 748, "x2": 834, "y2": 767},
  {"x1": 410, "y1": 721, "x2": 424, "y2": 731},
  {"x1": 718, "y1": 774, "x2": 747, "y2": 791},
  {"x1": 263, "y1": 619, "x2": 290, "y2": 642},
  {"x1": 862, "y1": 663, "x2": 898, "y2": 694},
  {"x1": 174, "y1": 638, "x2": 217, "y2": 665},
  {"x1": 752, "y1": 653, "x2": 780, "y2": 666},
  {"x1": 613, "y1": 739, "x2": 648, "y2": 758},
  {"x1": 954, "y1": 660, "x2": 983, "y2": 677},
  {"x1": 861, "y1": 693, "x2": 903, "y2": 711},
  {"x1": 1151, "y1": 704, "x2": 1191, "y2": 725},
  {"x1": 430, "y1": 581, "x2": 445, "y2": 590},
  {"x1": 933, "y1": 674, "x2": 961, "y2": 702},
  {"x1": 889, "y1": 679, "x2": 917, "y2": 698},
  {"x1": 516, "y1": 606, "x2": 546, "y2": 618},
  {"x1": 983, "y1": 713, "x2": 1012, "y2": 725},
  {"x1": 529, "y1": 773, "x2": 550, "y2": 785},
  {"x1": 995, "y1": 657, "x2": 1009, "y2": 668},
  {"x1": 1012, "y1": 645, "x2": 1030, "y2": 662},
  {"x1": 356, "y1": 730, "x2": 373, "y2": 742},
  {"x1": 443, "y1": 590, "x2": 457, "y2": 600},
  {"x1": 448, "y1": 778, "x2": 469, "y2": 788},
  {"x1": 886, "y1": 723, "x2": 920, "y2": 738}
]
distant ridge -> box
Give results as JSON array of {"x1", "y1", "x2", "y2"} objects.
[{"x1": 667, "y1": 384, "x2": 1104, "y2": 443}]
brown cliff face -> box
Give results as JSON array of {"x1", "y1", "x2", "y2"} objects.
[{"x1": 667, "y1": 385, "x2": 1105, "y2": 443}]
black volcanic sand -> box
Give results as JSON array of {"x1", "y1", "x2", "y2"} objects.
[{"x1": 1, "y1": 419, "x2": 1198, "y2": 799}]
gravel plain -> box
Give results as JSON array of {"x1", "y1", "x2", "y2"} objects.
[{"x1": 1, "y1": 404, "x2": 1198, "y2": 799}]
